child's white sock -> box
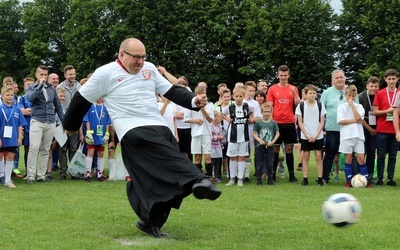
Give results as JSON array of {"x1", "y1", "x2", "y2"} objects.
[
  {"x1": 238, "y1": 161, "x2": 246, "y2": 179},
  {"x1": 5, "y1": 160, "x2": 13, "y2": 183},
  {"x1": 85, "y1": 157, "x2": 93, "y2": 177},
  {"x1": 97, "y1": 157, "x2": 105, "y2": 177},
  {"x1": 229, "y1": 160, "x2": 238, "y2": 179},
  {"x1": 0, "y1": 159, "x2": 4, "y2": 178}
]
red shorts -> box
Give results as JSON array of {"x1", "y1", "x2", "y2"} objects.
[{"x1": 87, "y1": 145, "x2": 105, "y2": 151}]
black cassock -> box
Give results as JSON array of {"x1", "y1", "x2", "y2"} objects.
[{"x1": 64, "y1": 85, "x2": 204, "y2": 227}]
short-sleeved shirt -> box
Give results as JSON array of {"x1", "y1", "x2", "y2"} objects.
[
  {"x1": 17, "y1": 94, "x2": 32, "y2": 132},
  {"x1": 358, "y1": 90, "x2": 375, "y2": 127},
  {"x1": 83, "y1": 103, "x2": 111, "y2": 146},
  {"x1": 266, "y1": 84, "x2": 298, "y2": 124},
  {"x1": 295, "y1": 101, "x2": 326, "y2": 140},
  {"x1": 184, "y1": 102, "x2": 214, "y2": 137},
  {"x1": 79, "y1": 60, "x2": 177, "y2": 140},
  {"x1": 373, "y1": 88, "x2": 400, "y2": 134},
  {"x1": 337, "y1": 102, "x2": 365, "y2": 141},
  {"x1": 253, "y1": 119, "x2": 279, "y2": 147},
  {"x1": 222, "y1": 103, "x2": 249, "y2": 143},
  {"x1": 320, "y1": 86, "x2": 347, "y2": 132},
  {"x1": 158, "y1": 101, "x2": 178, "y2": 136},
  {"x1": 0, "y1": 104, "x2": 27, "y2": 147}
]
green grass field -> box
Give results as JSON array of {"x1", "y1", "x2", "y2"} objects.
[{"x1": 0, "y1": 148, "x2": 398, "y2": 249}]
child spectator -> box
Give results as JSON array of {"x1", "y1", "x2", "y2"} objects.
[
  {"x1": 159, "y1": 95, "x2": 178, "y2": 141},
  {"x1": 295, "y1": 84, "x2": 326, "y2": 186},
  {"x1": 253, "y1": 103, "x2": 279, "y2": 185},
  {"x1": 17, "y1": 77, "x2": 34, "y2": 177},
  {"x1": 210, "y1": 110, "x2": 224, "y2": 182},
  {"x1": 244, "y1": 81, "x2": 262, "y2": 182},
  {"x1": 254, "y1": 90, "x2": 266, "y2": 107},
  {"x1": 217, "y1": 88, "x2": 232, "y2": 178},
  {"x1": 0, "y1": 86, "x2": 27, "y2": 187},
  {"x1": 83, "y1": 98, "x2": 111, "y2": 182},
  {"x1": 184, "y1": 86, "x2": 214, "y2": 176},
  {"x1": 47, "y1": 88, "x2": 67, "y2": 180},
  {"x1": 222, "y1": 87, "x2": 250, "y2": 186},
  {"x1": 337, "y1": 85, "x2": 369, "y2": 188}
]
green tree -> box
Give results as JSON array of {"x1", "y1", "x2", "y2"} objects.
[
  {"x1": 22, "y1": 0, "x2": 71, "y2": 75},
  {"x1": 0, "y1": 0, "x2": 28, "y2": 83},
  {"x1": 239, "y1": 0, "x2": 337, "y2": 88},
  {"x1": 337, "y1": 0, "x2": 400, "y2": 88},
  {"x1": 63, "y1": 0, "x2": 122, "y2": 77}
]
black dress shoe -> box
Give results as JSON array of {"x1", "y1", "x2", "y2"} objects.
[
  {"x1": 192, "y1": 178, "x2": 222, "y2": 200},
  {"x1": 136, "y1": 220, "x2": 169, "y2": 238}
]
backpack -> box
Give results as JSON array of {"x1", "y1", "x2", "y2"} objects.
[{"x1": 299, "y1": 101, "x2": 322, "y2": 122}]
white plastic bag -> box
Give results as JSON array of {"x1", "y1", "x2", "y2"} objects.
[
  {"x1": 67, "y1": 143, "x2": 86, "y2": 178},
  {"x1": 109, "y1": 153, "x2": 126, "y2": 180}
]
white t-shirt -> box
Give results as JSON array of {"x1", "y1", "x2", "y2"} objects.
[
  {"x1": 175, "y1": 105, "x2": 191, "y2": 129},
  {"x1": 337, "y1": 102, "x2": 365, "y2": 141},
  {"x1": 79, "y1": 60, "x2": 177, "y2": 140},
  {"x1": 295, "y1": 101, "x2": 326, "y2": 140},
  {"x1": 184, "y1": 102, "x2": 214, "y2": 137},
  {"x1": 158, "y1": 101, "x2": 177, "y2": 136}
]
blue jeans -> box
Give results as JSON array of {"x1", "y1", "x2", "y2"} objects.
[
  {"x1": 255, "y1": 145, "x2": 274, "y2": 181},
  {"x1": 376, "y1": 132, "x2": 398, "y2": 180},
  {"x1": 322, "y1": 131, "x2": 340, "y2": 181},
  {"x1": 364, "y1": 128, "x2": 376, "y2": 177}
]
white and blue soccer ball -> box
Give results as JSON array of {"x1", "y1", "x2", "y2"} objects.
[{"x1": 322, "y1": 193, "x2": 361, "y2": 228}]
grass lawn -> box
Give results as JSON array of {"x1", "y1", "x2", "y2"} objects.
[{"x1": 0, "y1": 147, "x2": 398, "y2": 249}]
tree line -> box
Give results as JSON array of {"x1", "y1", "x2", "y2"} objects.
[{"x1": 0, "y1": 0, "x2": 399, "y2": 98}]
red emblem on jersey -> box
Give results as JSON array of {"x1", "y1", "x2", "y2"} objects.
[{"x1": 142, "y1": 70, "x2": 151, "y2": 79}]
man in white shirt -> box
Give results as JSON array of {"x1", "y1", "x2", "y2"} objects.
[{"x1": 63, "y1": 38, "x2": 221, "y2": 238}]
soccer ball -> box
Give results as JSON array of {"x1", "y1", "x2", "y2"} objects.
[
  {"x1": 351, "y1": 174, "x2": 367, "y2": 188},
  {"x1": 322, "y1": 193, "x2": 361, "y2": 228}
]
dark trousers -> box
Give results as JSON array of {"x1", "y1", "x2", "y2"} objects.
[
  {"x1": 322, "y1": 131, "x2": 340, "y2": 181},
  {"x1": 121, "y1": 126, "x2": 203, "y2": 228},
  {"x1": 364, "y1": 128, "x2": 376, "y2": 177},
  {"x1": 255, "y1": 145, "x2": 274, "y2": 180},
  {"x1": 376, "y1": 132, "x2": 398, "y2": 180}
]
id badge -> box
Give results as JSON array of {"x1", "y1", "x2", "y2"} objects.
[
  {"x1": 386, "y1": 113, "x2": 393, "y2": 121},
  {"x1": 368, "y1": 111, "x2": 376, "y2": 125},
  {"x1": 3, "y1": 126, "x2": 12, "y2": 138},
  {"x1": 96, "y1": 125, "x2": 103, "y2": 136}
]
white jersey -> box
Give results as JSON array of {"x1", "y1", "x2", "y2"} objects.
[
  {"x1": 337, "y1": 102, "x2": 365, "y2": 141},
  {"x1": 158, "y1": 101, "x2": 177, "y2": 136},
  {"x1": 244, "y1": 98, "x2": 262, "y2": 148},
  {"x1": 79, "y1": 60, "x2": 174, "y2": 140},
  {"x1": 176, "y1": 105, "x2": 191, "y2": 129},
  {"x1": 184, "y1": 102, "x2": 214, "y2": 137},
  {"x1": 222, "y1": 104, "x2": 248, "y2": 143}
]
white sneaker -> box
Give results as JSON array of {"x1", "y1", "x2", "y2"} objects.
[
  {"x1": 226, "y1": 180, "x2": 235, "y2": 186},
  {"x1": 4, "y1": 182, "x2": 16, "y2": 188},
  {"x1": 237, "y1": 179, "x2": 243, "y2": 186}
]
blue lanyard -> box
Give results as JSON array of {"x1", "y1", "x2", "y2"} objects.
[{"x1": 2, "y1": 106, "x2": 14, "y2": 125}]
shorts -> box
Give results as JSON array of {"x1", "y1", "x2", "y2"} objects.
[
  {"x1": 300, "y1": 138, "x2": 324, "y2": 151},
  {"x1": 87, "y1": 145, "x2": 105, "y2": 152},
  {"x1": 226, "y1": 141, "x2": 249, "y2": 157},
  {"x1": 191, "y1": 135, "x2": 211, "y2": 154},
  {"x1": 0, "y1": 146, "x2": 18, "y2": 153},
  {"x1": 339, "y1": 138, "x2": 365, "y2": 154},
  {"x1": 275, "y1": 123, "x2": 298, "y2": 145}
]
